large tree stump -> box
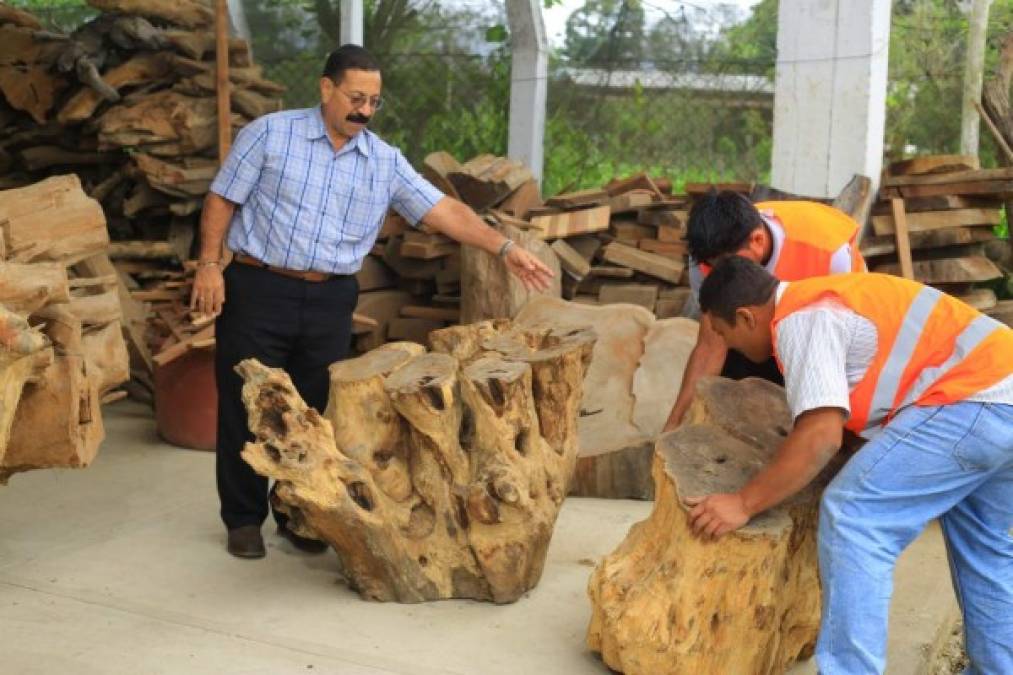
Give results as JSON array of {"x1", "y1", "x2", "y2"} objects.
[
  {"x1": 587, "y1": 377, "x2": 832, "y2": 675},
  {"x1": 237, "y1": 322, "x2": 595, "y2": 603}
]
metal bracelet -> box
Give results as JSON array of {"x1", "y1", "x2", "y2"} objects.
[
  {"x1": 197, "y1": 259, "x2": 221, "y2": 268},
  {"x1": 497, "y1": 239, "x2": 515, "y2": 259}
]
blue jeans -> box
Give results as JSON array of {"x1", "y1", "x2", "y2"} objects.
[{"x1": 816, "y1": 402, "x2": 1013, "y2": 674}]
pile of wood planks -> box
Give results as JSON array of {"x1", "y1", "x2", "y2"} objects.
[
  {"x1": 0, "y1": 174, "x2": 129, "y2": 482},
  {"x1": 870, "y1": 155, "x2": 1012, "y2": 326},
  {"x1": 0, "y1": 0, "x2": 283, "y2": 246}
]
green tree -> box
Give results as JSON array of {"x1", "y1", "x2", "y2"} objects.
[{"x1": 563, "y1": 0, "x2": 647, "y2": 66}]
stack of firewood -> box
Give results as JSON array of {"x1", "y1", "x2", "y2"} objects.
[
  {"x1": 0, "y1": 0, "x2": 283, "y2": 247},
  {"x1": 0, "y1": 173, "x2": 130, "y2": 482},
  {"x1": 866, "y1": 155, "x2": 1012, "y2": 326}
]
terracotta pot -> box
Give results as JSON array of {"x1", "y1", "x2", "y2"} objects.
[{"x1": 154, "y1": 347, "x2": 217, "y2": 451}]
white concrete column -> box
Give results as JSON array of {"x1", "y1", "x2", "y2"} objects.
[
  {"x1": 341, "y1": 0, "x2": 364, "y2": 46},
  {"x1": 506, "y1": 0, "x2": 548, "y2": 186},
  {"x1": 771, "y1": 0, "x2": 892, "y2": 198}
]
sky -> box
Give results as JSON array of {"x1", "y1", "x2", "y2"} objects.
[{"x1": 541, "y1": 0, "x2": 763, "y2": 46}]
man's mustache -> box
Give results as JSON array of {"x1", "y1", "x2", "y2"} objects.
[{"x1": 347, "y1": 114, "x2": 370, "y2": 124}]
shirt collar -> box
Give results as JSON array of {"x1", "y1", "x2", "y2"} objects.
[
  {"x1": 775, "y1": 281, "x2": 788, "y2": 305},
  {"x1": 306, "y1": 106, "x2": 371, "y2": 157}
]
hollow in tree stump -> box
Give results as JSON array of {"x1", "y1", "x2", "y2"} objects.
[
  {"x1": 587, "y1": 376, "x2": 838, "y2": 674},
  {"x1": 237, "y1": 322, "x2": 595, "y2": 603}
]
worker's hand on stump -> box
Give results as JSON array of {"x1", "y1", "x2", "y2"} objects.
[
  {"x1": 191, "y1": 263, "x2": 226, "y2": 316},
  {"x1": 684, "y1": 493, "x2": 750, "y2": 538},
  {"x1": 504, "y1": 245, "x2": 554, "y2": 292}
]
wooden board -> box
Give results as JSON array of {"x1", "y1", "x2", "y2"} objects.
[
  {"x1": 860, "y1": 227, "x2": 997, "y2": 257},
  {"x1": 421, "y1": 151, "x2": 462, "y2": 200},
  {"x1": 601, "y1": 242, "x2": 685, "y2": 284},
  {"x1": 881, "y1": 180, "x2": 1013, "y2": 199},
  {"x1": 545, "y1": 188, "x2": 608, "y2": 209},
  {"x1": 497, "y1": 180, "x2": 541, "y2": 220},
  {"x1": 639, "y1": 239, "x2": 688, "y2": 258},
  {"x1": 638, "y1": 208, "x2": 686, "y2": 228},
  {"x1": 881, "y1": 166, "x2": 1013, "y2": 188},
  {"x1": 871, "y1": 208, "x2": 1002, "y2": 235},
  {"x1": 550, "y1": 239, "x2": 591, "y2": 280},
  {"x1": 610, "y1": 220, "x2": 655, "y2": 242},
  {"x1": 608, "y1": 189, "x2": 655, "y2": 215},
  {"x1": 873, "y1": 256, "x2": 1002, "y2": 284},
  {"x1": 871, "y1": 194, "x2": 1003, "y2": 215},
  {"x1": 529, "y1": 204, "x2": 610, "y2": 239},
  {"x1": 656, "y1": 225, "x2": 686, "y2": 243},
  {"x1": 890, "y1": 199, "x2": 914, "y2": 280},
  {"x1": 598, "y1": 283, "x2": 659, "y2": 310},
  {"x1": 887, "y1": 155, "x2": 979, "y2": 176}
]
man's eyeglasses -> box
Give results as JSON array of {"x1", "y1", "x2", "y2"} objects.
[{"x1": 340, "y1": 89, "x2": 384, "y2": 111}]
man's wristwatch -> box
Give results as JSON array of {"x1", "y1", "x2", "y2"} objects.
[{"x1": 497, "y1": 239, "x2": 515, "y2": 259}]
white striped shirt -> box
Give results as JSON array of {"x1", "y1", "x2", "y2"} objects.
[{"x1": 774, "y1": 283, "x2": 1013, "y2": 428}]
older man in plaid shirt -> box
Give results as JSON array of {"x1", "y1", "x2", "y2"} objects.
[{"x1": 191, "y1": 45, "x2": 553, "y2": 559}]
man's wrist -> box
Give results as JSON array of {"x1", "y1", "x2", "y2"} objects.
[
  {"x1": 197, "y1": 258, "x2": 222, "y2": 268},
  {"x1": 497, "y1": 238, "x2": 515, "y2": 259}
]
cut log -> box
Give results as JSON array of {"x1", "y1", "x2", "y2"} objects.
[
  {"x1": 830, "y1": 174, "x2": 873, "y2": 233},
  {"x1": 85, "y1": 0, "x2": 214, "y2": 28},
  {"x1": 163, "y1": 30, "x2": 250, "y2": 63},
  {"x1": 98, "y1": 90, "x2": 216, "y2": 154},
  {"x1": 18, "y1": 146, "x2": 109, "y2": 172},
  {"x1": 654, "y1": 289, "x2": 692, "y2": 319},
  {"x1": 601, "y1": 242, "x2": 685, "y2": 284},
  {"x1": 460, "y1": 224, "x2": 561, "y2": 323},
  {"x1": 638, "y1": 207, "x2": 686, "y2": 228},
  {"x1": 0, "y1": 174, "x2": 109, "y2": 265},
  {"x1": 236, "y1": 319, "x2": 595, "y2": 602},
  {"x1": 132, "y1": 153, "x2": 216, "y2": 198},
  {"x1": 587, "y1": 376, "x2": 828, "y2": 675},
  {"x1": 0, "y1": 25, "x2": 67, "y2": 124},
  {"x1": 610, "y1": 221, "x2": 655, "y2": 242},
  {"x1": 387, "y1": 317, "x2": 444, "y2": 344},
  {"x1": 871, "y1": 208, "x2": 1002, "y2": 235},
  {"x1": 529, "y1": 205, "x2": 610, "y2": 239},
  {"x1": 604, "y1": 172, "x2": 664, "y2": 199},
  {"x1": 355, "y1": 256, "x2": 396, "y2": 292},
  {"x1": 0, "y1": 262, "x2": 70, "y2": 316},
  {"x1": 448, "y1": 155, "x2": 533, "y2": 212},
  {"x1": 421, "y1": 151, "x2": 462, "y2": 199},
  {"x1": 957, "y1": 288, "x2": 997, "y2": 311},
  {"x1": 2, "y1": 353, "x2": 104, "y2": 484},
  {"x1": 57, "y1": 52, "x2": 173, "y2": 124},
  {"x1": 515, "y1": 296, "x2": 697, "y2": 499},
  {"x1": 639, "y1": 239, "x2": 687, "y2": 258},
  {"x1": 873, "y1": 256, "x2": 1002, "y2": 284},
  {"x1": 0, "y1": 307, "x2": 52, "y2": 467},
  {"x1": 589, "y1": 266, "x2": 635, "y2": 279}
]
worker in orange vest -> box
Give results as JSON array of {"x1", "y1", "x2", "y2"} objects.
[
  {"x1": 663, "y1": 191, "x2": 866, "y2": 431},
  {"x1": 688, "y1": 257, "x2": 1013, "y2": 674}
]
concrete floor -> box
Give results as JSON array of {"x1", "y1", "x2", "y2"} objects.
[{"x1": 0, "y1": 401, "x2": 958, "y2": 675}]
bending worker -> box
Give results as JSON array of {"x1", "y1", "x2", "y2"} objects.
[
  {"x1": 688, "y1": 256, "x2": 1012, "y2": 674},
  {"x1": 663, "y1": 191, "x2": 865, "y2": 431}
]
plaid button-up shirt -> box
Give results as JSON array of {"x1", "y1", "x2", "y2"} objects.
[{"x1": 210, "y1": 106, "x2": 444, "y2": 274}]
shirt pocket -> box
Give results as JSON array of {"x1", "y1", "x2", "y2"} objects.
[{"x1": 342, "y1": 168, "x2": 391, "y2": 239}]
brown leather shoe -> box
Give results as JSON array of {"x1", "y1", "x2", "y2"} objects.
[
  {"x1": 276, "y1": 524, "x2": 328, "y2": 554},
  {"x1": 227, "y1": 525, "x2": 265, "y2": 559}
]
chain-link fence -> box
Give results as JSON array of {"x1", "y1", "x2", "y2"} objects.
[{"x1": 11, "y1": 0, "x2": 1013, "y2": 196}]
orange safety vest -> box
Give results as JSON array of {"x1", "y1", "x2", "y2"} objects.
[
  {"x1": 700, "y1": 201, "x2": 866, "y2": 279},
  {"x1": 772, "y1": 273, "x2": 1013, "y2": 439}
]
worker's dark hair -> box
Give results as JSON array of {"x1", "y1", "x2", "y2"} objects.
[
  {"x1": 322, "y1": 45, "x2": 381, "y2": 83},
  {"x1": 686, "y1": 190, "x2": 764, "y2": 263},
  {"x1": 699, "y1": 256, "x2": 779, "y2": 324}
]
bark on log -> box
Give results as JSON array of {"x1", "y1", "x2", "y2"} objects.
[
  {"x1": 236, "y1": 321, "x2": 595, "y2": 603},
  {"x1": 57, "y1": 52, "x2": 173, "y2": 124},
  {"x1": 587, "y1": 377, "x2": 832, "y2": 674}
]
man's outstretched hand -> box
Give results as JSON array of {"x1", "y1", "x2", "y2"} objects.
[
  {"x1": 504, "y1": 245, "x2": 554, "y2": 292},
  {"x1": 684, "y1": 493, "x2": 750, "y2": 539}
]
